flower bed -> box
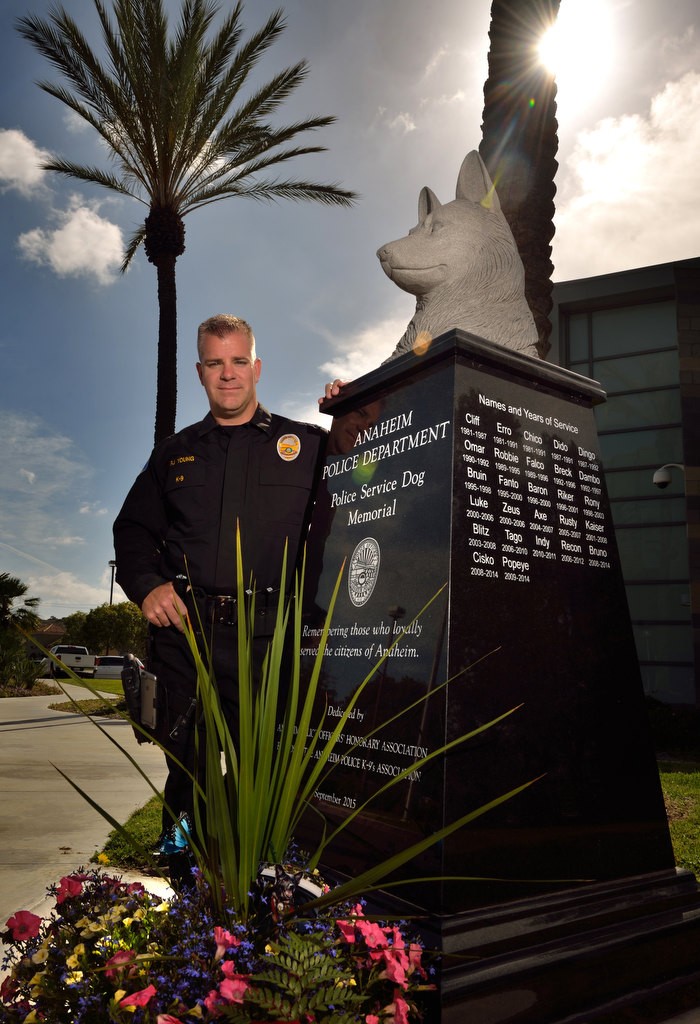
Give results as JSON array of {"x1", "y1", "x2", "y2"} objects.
[{"x1": 0, "y1": 868, "x2": 434, "y2": 1023}]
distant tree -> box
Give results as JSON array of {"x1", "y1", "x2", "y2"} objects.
[
  {"x1": 479, "y1": 0, "x2": 560, "y2": 358},
  {"x1": 17, "y1": 0, "x2": 357, "y2": 443},
  {"x1": 0, "y1": 572, "x2": 41, "y2": 689},
  {"x1": 61, "y1": 610, "x2": 88, "y2": 646},
  {"x1": 80, "y1": 602, "x2": 149, "y2": 658},
  {"x1": 0, "y1": 572, "x2": 40, "y2": 633}
]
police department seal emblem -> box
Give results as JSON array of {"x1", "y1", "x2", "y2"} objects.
[
  {"x1": 348, "y1": 537, "x2": 380, "y2": 607},
  {"x1": 277, "y1": 433, "x2": 300, "y2": 461}
]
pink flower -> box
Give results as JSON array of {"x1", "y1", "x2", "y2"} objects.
[
  {"x1": 408, "y1": 942, "x2": 426, "y2": 978},
  {"x1": 365, "y1": 1017, "x2": 380, "y2": 1024},
  {"x1": 219, "y1": 975, "x2": 249, "y2": 1004},
  {"x1": 355, "y1": 918, "x2": 389, "y2": 950},
  {"x1": 119, "y1": 984, "x2": 157, "y2": 1008},
  {"x1": 213, "y1": 925, "x2": 239, "y2": 961},
  {"x1": 1, "y1": 975, "x2": 20, "y2": 1003},
  {"x1": 336, "y1": 918, "x2": 357, "y2": 943},
  {"x1": 56, "y1": 875, "x2": 84, "y2": 904},
  {"x1": 127, "y1": 881, "x2": 145, "y2": 895},
  {"x1": 157, "y1": 1016, "x2": 184, "y2": 1024},
  {"x1": 382, "y1": 954, "x2": 407, "y2": 987},
  {"x1": 105, "y1": 949, "x2": 136, "y2": 980},
  {"x1": 204, "y1": 989, "x2": 224, "y2": 1015},
  {"x1": 392, "y1": 992, "x2": 411, "y2": 1024},
  {"x1": 5, "y1": 910, "x2": 42, "y2": 941},
  {"x1": 220, "y1": 959, "x2": 246, "y2": 979}
]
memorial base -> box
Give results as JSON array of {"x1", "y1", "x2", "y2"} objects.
[{"x1": 435, "y1": 868, "x2": 700, "y2": 1023}]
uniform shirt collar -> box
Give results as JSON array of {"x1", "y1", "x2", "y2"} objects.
[{"x1": 197, "y1": 405, "x2": 272, "y2": 437}]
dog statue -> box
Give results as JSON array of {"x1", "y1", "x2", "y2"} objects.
[{"x1": 377, "y1": 150, "x2": 539, "y2": 360}]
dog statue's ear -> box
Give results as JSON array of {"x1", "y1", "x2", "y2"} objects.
[
  {"x1": 418, "y1": 186, "x2": 441, "y2": 224},
  {"x1": 456, "y1": 150, "x2": 502, "y2": 213}
]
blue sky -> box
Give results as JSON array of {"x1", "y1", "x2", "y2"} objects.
[{"x1": 1, "y1": 0, "x2": 699, "y2": 619}]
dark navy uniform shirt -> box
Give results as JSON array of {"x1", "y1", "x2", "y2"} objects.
[{"x1": 113, "y1": 406, "x2": 327, "y2": 607}]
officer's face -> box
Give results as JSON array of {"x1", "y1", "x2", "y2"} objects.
[{"x1": 197, "y1": 330, "x2": 261, "y2": 424}]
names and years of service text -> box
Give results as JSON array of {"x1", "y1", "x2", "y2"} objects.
[{"x1": 462, "y1": 393, "x2": 611, "y2": 584}]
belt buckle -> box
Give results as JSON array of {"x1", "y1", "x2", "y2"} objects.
[{"x1": 213, "y1": 595, "x2": 236, "y2": 627}]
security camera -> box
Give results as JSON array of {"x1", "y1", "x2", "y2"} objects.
[{"x1": 653, "y1": 467, "x2": 672, "y2": 489}]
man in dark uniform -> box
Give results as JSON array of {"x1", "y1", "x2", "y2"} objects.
[{"x1": 113, "y1": 315, "x2": 326, "y2": 871}]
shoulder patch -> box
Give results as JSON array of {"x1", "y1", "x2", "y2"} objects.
[{"x1": 277, "y1": 433, "x2": 301, "y2": 462}]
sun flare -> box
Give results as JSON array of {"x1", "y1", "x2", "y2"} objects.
[{"x1": 538, "y1": 0, "x2": 616, "y2": 112}]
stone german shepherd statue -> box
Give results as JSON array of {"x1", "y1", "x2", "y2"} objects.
[{"x1": 378, "y1": 150, "x2": 539, "y2": 360}]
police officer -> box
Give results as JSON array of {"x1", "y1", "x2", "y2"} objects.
[{"x1": 113, "y1": 315, "x2": 326, "y2": 874}]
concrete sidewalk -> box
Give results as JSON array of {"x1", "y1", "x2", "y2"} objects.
[{"x1": 0, "y1": 683, "x2": 168, "y2": 927}]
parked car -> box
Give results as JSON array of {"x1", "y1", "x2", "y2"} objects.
[
  {"x1": 41, "y1": 645, "x2": 96, "y2": 679},
  {"x1": 94, "y1": 654, "x2": 144, "y2": 680}
]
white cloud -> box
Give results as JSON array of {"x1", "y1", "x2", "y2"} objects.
[
  {"x1": 553, "y1": 70, "x2": 700, "y2": 280},
  {"x1": 19, "y1": 468, "x2": 36, "y2": 485},
  {"x1": 279, "y1": 313, "x2": 407, "y2": 427},
  {"x1": 24, "y1": 570, "x2": 115, "y2": 619},
  {"x1": 320, "y1": 313, "x2": 407, "y2": 381},
  {"x1": 79, "y1": 502, "x2": 108, "y2": 516},
  {"x1": 44, "y1": 536, "x2": 85, "y2": 547},
  {"x1": 17, "y1": 196, "x2": 124, "y2": 285},
  {"x1": 63, "y1": 109, "x2": 91, "y2": 135},
  {"x1": 0, "y1": 128, "x2": 51, "y2": 197}
]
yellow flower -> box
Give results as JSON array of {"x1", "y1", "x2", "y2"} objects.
[
  {"x1": 114, "y1": 989, "x2": 127, "y2": 1002},
  {"x1": 23, "y1": 1010, "x2": 40, "y2": 1023},
  {"x1": 65, "y1": 970, "x2": 83, "y2": 986},
  {"x1": 97, "y1": 852, "x2": 110, "y2": 865},
  {"x1": 28, "y1": 972, "x2": 45, "y2": 987},
  {"x1": 31, "y1": 948, "x2": 49, "y2": 965},
  {"x1": 66, "y1": 942, "x2": 87, "y2": 967},
  {"x1": 154, "y1": 901, "x2": 170, "y2": 913}
]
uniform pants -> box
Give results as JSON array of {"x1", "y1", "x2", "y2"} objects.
[{"x1": 149, "y1": 618, "x2": 270, "y2": 835}]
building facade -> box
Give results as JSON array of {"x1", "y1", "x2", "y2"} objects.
[{"x1": 550, "y1": 258, "x2": 700, "y2": 707}]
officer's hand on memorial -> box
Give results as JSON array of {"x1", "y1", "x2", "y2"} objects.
[
  {"x1": 318, "y1": 378, "x2": 347, "y2": 406},
  {"x1": 142, "y1": 582, "x2": 188, "y2": 631}
]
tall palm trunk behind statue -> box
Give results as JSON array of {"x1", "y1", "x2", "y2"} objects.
[{"x1": 479, "y1": 0, "x2": 560, "y2": 360}]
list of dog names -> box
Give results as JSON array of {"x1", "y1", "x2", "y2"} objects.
[{"x1": 461, "y1": 390, "x2": 611, "y2": 584}]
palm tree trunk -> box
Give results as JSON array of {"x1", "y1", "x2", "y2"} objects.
[
  {"x1": 479, "y1": 0, "x2": 560, "y2": 359},
  {"x1": 154, "y1": 254, "x2": 178, "y2": 444}
]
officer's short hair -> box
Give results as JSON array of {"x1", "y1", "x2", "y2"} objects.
[{"x1": 197, "y1": 315, "x2": 256, "y2": 360}]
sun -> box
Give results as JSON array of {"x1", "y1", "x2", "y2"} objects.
[{"x1": 538, "y1": 0, "x2": 616, "y2": 111}]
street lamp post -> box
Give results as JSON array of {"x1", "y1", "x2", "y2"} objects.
[{"x1": 108, "y1": 560, "x2": 117, "y2": 606}]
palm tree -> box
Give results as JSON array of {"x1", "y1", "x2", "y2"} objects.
[
  {"x1": 479, "y1": 0, "x2": 560, "y2": 359},
  {"x1": 17, "y1": 0, "x2": 357, "y2": 443},
  {"x1": 0, "y1": 572, "x2": 41, "y2": 633}
]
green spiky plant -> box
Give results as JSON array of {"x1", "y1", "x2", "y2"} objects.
[{"x1": 32, "y1": 531, "x2": 539, "y2": 925}]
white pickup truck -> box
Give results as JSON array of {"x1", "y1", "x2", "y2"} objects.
[{"x1": 41, "y1": 645, "x2": 97, "y2": 679}]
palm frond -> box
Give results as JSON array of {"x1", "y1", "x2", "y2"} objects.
[
  {"x1": 42, "y1": 158, "x2": 141, "y2": 199},
  {"x1": 121, "y1": 225, "x2": 147, "y2": 273}
]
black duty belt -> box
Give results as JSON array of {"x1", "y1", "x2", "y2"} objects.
[{"x1": 178, "y1": 581, "x2": 280, "y2": 628}]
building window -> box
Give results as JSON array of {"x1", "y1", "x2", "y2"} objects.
[{"x1": 562, "y1": 299, "x2": 693, "y2": 703}]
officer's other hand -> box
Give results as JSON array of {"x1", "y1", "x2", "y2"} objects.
[
  {"x1": 318, "y1": 379, "x2": 348, "y2": 406},
  {"x1": 142, "y1": 582, "x2": 188, "y2": 631}
]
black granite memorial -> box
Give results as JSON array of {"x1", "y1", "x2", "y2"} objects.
[{"x1": 301, "y1": 330, "x2": 700, "y2": 1022}]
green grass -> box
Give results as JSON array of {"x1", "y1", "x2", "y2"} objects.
[
  {"x1": 658, "y1": 761, "x2": 700, "y2": 876},
  {"x1": 98, "y1": 795, "x2": 163, "y2": 869},
  {"x1": 55, "y1": 676, "x2": 125, "y2": 696}
]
